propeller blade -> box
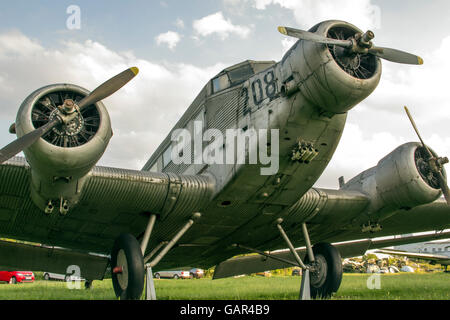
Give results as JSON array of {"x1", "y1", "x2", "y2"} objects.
[
  {"x1": 278, "y1": 26, "x2": 352, "y2": 48},
  {"x1": 404, "y1": 107, "x2": 450, "y2": 205},
  {"x1": 437, "y1": 172, "x2": 450, "y2": 205},
  {"x1": 77, "y1": 67, "x2": 139, "y2": 110},
  {"x1": 404, "y1": 106, "x2": 434, "y2": 158},
  {"x1": 369, "y1": 47, "x2": 423, "y2": 65},
  {"x1": 0, "y1": 117, "x2": 61, "y2": 164}
]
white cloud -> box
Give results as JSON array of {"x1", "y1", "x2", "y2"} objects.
[
  {"x1": 0, "y1": 30, "x2": 226, "y2": 170},
  {"x1": 155, "y1": 31, "x2": 181, "y2": 51},
  {"x1": 193, "y1": 11, "x2": 251, "y2": 40},
  {"x1": 227, "y1": 0, "x2": 381, "y2": 31},
  {"x1": 0, "y1": 30, "x2": 44, "y2": 56},
  {"x1": 175, "y1": 18, "x2": 185, "y2": 29},
  {"x1": 281, "y1": 37, "x2": 296, "y2": 55},
  {"x1": 315, "y1": 123, "x2": 408, "y2": 189}
]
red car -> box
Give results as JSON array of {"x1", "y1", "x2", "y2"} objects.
[{"x1": 0, "y1": 271, "x2": 35, "y2": 284}]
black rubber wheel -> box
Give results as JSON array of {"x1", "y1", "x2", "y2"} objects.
[
  {"x1": 173, "y1": 274, "x2": 179, "y2": 279},
  {"x1": 154, "y1": 273, "x2": 160, "y2": 279},
  {"x1": 111, "y1": 233, "x2": 145, "y2": 300},
  {"x1": 10, "y1": 277, "x2": 16, "y2": 284},
  {"x1": 304, "y1": 243, "x2": 343, "y2": 299}
]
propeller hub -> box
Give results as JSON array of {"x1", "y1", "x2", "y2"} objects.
[
  {"x1": 61, "y1": 99, "x2": 76, "y2": 114},
  {"x1": 48, "y1": 108, "x2": 85, "y2": 139}
]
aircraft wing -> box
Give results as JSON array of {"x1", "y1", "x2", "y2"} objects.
[
  {"x1": 0, "y1": 157, "x2": 214, "y2": 279},
  {"x1": 212, "y1": 185, "x2": 450, "y2": 279},
  {"x1": 375, "y1": 249, "x2": 450, "y2": 265},
  {"x1": 213, "y1": 231, "x2": 450, "y2": 279},
  {"x1": 3, "y1": 157, "x2": 450, "y2": 280}
]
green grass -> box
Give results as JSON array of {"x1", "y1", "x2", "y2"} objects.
[{"x1": 0, "y1": 273, "x2": 449, "y2": 300}]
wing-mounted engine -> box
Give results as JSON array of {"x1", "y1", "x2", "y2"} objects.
[
  {"x1": 0, "y1": 67, "x2": 139, "y2": 214},
  {"x1": 15, "y1": 84, "x2": 112, "y2": 214},
  {"x1": 343, "y1": 142, "x2": 445, "y2": 221}
]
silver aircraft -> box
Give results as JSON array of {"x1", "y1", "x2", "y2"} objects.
[{"x1": 1, "y1": 20, "x2": 450, "y2": 300}]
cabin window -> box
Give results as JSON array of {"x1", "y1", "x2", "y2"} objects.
[
  {"x1": 149, "y1": 163, "x2": 158, "y2": 173},
  {"x1": 212, "y1": 74, "x2": 230, "y2": 93}
]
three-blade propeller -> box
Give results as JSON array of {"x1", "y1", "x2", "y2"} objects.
[
  {"x1": 404, "y1": 106, "x2": 450, "y2": 205},
  {"x1": 278, "y1": 26, "x2": 423, "y2": 66},
  {"x1": 0, "y1": 67, "x2": 139, "y2": 164}
]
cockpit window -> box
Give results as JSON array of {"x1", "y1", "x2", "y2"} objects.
[
  {"x1": 228, "y1": 64, "x2": 254, "y2": 85},
  {"x1": 212, "y1": 74, "x2": 230, "y2": 93}
]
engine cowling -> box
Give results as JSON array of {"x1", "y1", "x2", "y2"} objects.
[
  {"x1": 343, "y1": 142, "x2": 444, "y2": 219},
  {"x1": 375, "y1": 142, "x2": 443, "y2": 208},
  {"x1": 15, "y1": 84, "x2": 113, "y2": 213},
  {"x1": 281, "y1": 20, "x2": 382, "y2": 115}
]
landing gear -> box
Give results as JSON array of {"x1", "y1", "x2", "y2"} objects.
[
  {"x1": 271, "y1": 219, "x2": 343, "y2": 299},
  {"x1": 110, "y1": 213, "x2": 201, "y2": 300},
  {"x1": 304, "y1": 243, "x2": 343, "y2": 299},
  {"x1": 111, "y1": 233, "x2": 145, "y2": 300},
  {"x1": 85, "y1": 280, "x2": 93, "y2": 290}
]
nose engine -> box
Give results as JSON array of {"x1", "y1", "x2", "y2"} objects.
[{"x1": 279, "y1": 20, "x2": 423, "y2": 115}]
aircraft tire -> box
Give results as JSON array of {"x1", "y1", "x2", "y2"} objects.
[
  {"x1": 304, "y1": 243, "x2": 343, "y2": 299},
  {"x1": 111, "y1": 233, "x2": 145, "y2": 300}
]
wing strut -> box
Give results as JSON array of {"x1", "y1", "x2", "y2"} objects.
[
  {"x1": 233, "y1": 219, "x2": 315, "y2": 300},
  {"x1": 277, "y1": 219, "x2": 312, "y2": 300},
  {"x1": 144, "y1": 213, "x2": 202, "y2": 300}
]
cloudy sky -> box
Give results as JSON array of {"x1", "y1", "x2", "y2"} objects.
[{"x1": 1, "y1": 0, "x2": 450, "y2": 189}]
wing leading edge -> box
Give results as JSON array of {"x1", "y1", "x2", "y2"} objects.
[{"x1": 0, "y1": 157, "x2": 215, "y2": 256}]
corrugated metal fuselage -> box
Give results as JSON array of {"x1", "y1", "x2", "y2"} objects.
[{"x1": 145, "y1": 20, "x2": 382, "y2": 268}]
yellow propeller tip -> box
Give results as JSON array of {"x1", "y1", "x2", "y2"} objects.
[
  {"x1": 278, "y1": 26, "x2": 287, "y2": 35},
  {"x1": 130, "y1": 67, "x2": 139, "y2": 75},
  {"x1": 418, "y1": 57, "x2": 424, "y2": 65}
]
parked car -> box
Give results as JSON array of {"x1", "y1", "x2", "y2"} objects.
[
  {"x1": 0, "y1": 271, "x2": 35, "y2": 284},
  {"x1": 292, "y1": 268, "x2": 302, "y2": 276},
  {"x1": 189, "y1": 268, "x2": 204, "y2": 279},
  {"x1": 43, "y1": 272, "x2": 85, "y2": 282},
  {"x1": 154, "y1": 270, "x2": 191, "y2": 279}
]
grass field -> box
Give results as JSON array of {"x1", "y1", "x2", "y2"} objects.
[{"x1": 0, "y1": 273, "x2": 449, "y2": 300}]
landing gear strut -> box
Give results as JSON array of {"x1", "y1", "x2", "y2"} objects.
[
  {"x1": 110, "y1": 213, "x2": 202, "y2": 300},
  {"x1": 244, "y1": 219, "x2": 343, "y2": 300}
]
